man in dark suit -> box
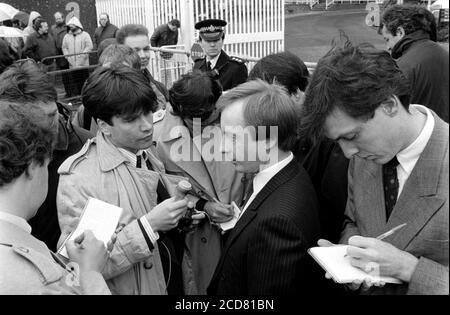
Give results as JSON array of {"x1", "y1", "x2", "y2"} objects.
[
  {"x1": 193, "y1": 19, "x2": 248, "y2": 91},
  {"x1": 208, "y1": 80, "x2": 321, "y2": 295},
  {"x1": 302, "y1": 42, "x2": 448, "y2": 295}
]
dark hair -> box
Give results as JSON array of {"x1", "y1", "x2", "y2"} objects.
[
  {"x1": 81, "y1": 66, "x2": 157, "y2": 125},
  {"x1": 116, "y1": 24, "x2": 149, "y2": 44},
  {"x1": 99, "y1": 44, "x2": 141, "y2": 70},
  {"x1": 300, "y1": 42, "x2": 411, "y2": 143},
  {"x1": 217, "y1": 80, "x2": 299, "y2": 152},
  {"x1": 169, "y1": 70, "x2": 222, "y2": 120},
  {"x1": 249, "y1": 51, "x2": 309, "y2": 94},
  {"x1": 0, "y1": 62, "x2": 57, "y2": 103},
  {"x1": 0, "y1": 101, "x2": 56, "y2": 187},
  {"x1": 381, "y1": 4, "x2": 437, "y2": 41},
  {"x1": 169, "y1": 19, "x2": 181, "y2": 28},
  {"x1": 33, "y1": 17, "x2": 47, "y2": 31}
]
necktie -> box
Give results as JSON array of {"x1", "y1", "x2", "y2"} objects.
[
  {"x1": 206, "y1": 61, "x2": 212, "y2": 71},
  {"x1": 382, "y1": 157, "x2": 400, "y2": 220},
  {"x1": 136, "y1": 152, "x2": 171, "y2": 203},
  {"x1": 240, "y1": 175, "x2": 254, "y2": 209}
]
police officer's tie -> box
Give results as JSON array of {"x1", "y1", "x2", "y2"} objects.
[{"x1": 382, "y1": 156, "x2": 400, "y2": 220}]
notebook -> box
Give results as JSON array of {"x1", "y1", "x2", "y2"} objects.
[
  {"x1": 58, "y1": 198, "x2": 123, "y2": 259},
  {"x1": 308, "y1": 245, "x2": 402, "y2": 284}
]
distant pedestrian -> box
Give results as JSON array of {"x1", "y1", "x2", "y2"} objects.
[
  {"x1": 150, "y1": 19, "x2": 180, "y2": 59},
  {"x1": 94, "y1": 13, "x2": 119, "y2": 50}
]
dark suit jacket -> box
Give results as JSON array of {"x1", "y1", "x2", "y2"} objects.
[
  {"x1": 296, "y1": 139, "x2": 349, "y2": 244},
  {"x1": 341, "y1": 112, "x2": 449, "y2": 295},
  {"x1": 193, "y1": 50, "x2": 248, "y2": 91},
  {"x1": 208, "y1": 159, "x2": 321, "y2": 295}
]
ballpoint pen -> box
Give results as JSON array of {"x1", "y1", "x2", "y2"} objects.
[
  {"x1": 376, "y1": 223, "x2": 407, "y2": 240},
  {"x1": 344, "y1": 223, "x2": 407, "y2": 257}
]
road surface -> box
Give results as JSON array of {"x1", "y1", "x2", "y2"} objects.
[{"x1": 286, "y1": 10, "x2": 386, "y2": 63}]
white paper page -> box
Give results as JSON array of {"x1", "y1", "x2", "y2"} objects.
[
  {"x1": 308, "y1": 246, "x2": 402, "y2": 284},
  {"x1": 219, "y1": 201, "x2": 242, "y2": 232},
  {"x1": 58, "y1": 198, "x2": 123, "y2": 259}
]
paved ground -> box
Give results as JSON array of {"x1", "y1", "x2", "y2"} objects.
[{"x1": 285, "y1": 10, "x2": 386, "y2": 63}]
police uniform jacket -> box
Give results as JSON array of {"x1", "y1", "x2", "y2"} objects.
[{"x1": 193, "y1": 50, "x2": 248, "y2": 91}]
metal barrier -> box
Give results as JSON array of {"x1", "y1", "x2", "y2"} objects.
[
  {"x1": 15, "y1": 48, "x2": 318, "y2": 104},
  {"x1": 40, "y1": 51, "x2": 100, "y2": 105},
  {"x1": 150, "y1": 46, "x2": 318, "y2": 88}
]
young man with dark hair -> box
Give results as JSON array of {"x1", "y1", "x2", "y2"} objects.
[
  {"x1": 193, "y1": 19, "x2": 248, "y2": 91},
  {"x1": 380, "y1": 4, "x2": 449, "y2": 122},
  {"x1": 208, "y1": 79, "x2": 321, "y2": 295},
  {"x1": 302, "y1": 42, "x2": 448, "y2": 295},
  {"x1": 0, "y1": 62, "x2": 93, "y2": 252},
  {"x1": 117, "y1": 24, "x2": 169, "y2": 111},
  {"x1": 0, "y1": 99, "x2": 111, "y2": 295},
  {"x1": 57, "y1": 65, "x2": 189, "y2": 295}
]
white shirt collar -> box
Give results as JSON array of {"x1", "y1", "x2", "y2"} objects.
[
  {"x1": 207, "y1": 52, "x2": 221, "y2": 69},
  {"x1": 0, "y1": 211, "x2": 32, "y2": 234},
  {"x1": 242, "y1": 152, "x2": 294, "y2": 213},
  {"x1": 118, "y1": 148, "x2": 146, "y2": 167},
  {"x1": 397, "y1": 105, "x2": 435, "y2": 176}
]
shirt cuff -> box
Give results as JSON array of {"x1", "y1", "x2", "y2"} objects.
[{"x1": 139, "y1": 216, "x2": 160, "y2": 247}]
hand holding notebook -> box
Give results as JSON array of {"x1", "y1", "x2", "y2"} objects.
[{"x1": 308, "y1": 245, "x2": 402, "y2": 284}]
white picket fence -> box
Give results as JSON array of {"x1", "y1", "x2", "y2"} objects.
[{"x1": 95, "y1": 0, "x2": 285, "y2": 60}]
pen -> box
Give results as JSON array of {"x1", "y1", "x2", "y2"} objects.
[
  {"x1": 376, "y1": 223, "x2": 407, "y2": 240},
  {"x1": 344, "y1": 223, "x2": 407, "y2": 257}
]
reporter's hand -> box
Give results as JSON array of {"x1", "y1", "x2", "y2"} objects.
[
  {"x1": 146, "y1": 197, "x2": 188, "y2": 232},
  {"x1": 204, "y1": 201, "x2": 234, "y2": 223},
  {"x1": 316, "y1": 239, "x2": 381, "y2": 291},
  {"x1": 347, "y1": 236, "x2": 415, "y2": 282},
  {"x1": 66, "y1": 230, "x2": 109, "y2": 273}
]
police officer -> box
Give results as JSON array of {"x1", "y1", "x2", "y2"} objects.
[{"x1": 194, "y1": 19, "x2": 248, "y2": 91}]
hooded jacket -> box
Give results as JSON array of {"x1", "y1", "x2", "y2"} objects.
[
  {"x1": 62, "y1": 17, "x2": 93, "y2": 68},
  {"x1": 23, "y1": 11, "x2": 41, "y2": 37}
]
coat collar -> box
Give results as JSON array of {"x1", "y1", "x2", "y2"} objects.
[
  {"x1": 94, "y1": 131, "x2": 164, "y2": 174},
  {"x1": 391, "y1": 30, "x2": 430, "y2": 59}
]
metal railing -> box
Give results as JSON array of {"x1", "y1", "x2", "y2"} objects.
[{"x1": 15, "y1": 48, "x2": 318, "y2": 104}]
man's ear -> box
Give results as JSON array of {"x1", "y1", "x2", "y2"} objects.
[
  {"x1": 97, "y1": 119, "x2": 112, "y2": 136},
  {"x1": 396, "y1": 26, "x2": 405, "y2": 38},
  {"x1": 381, "y1": 97, "x2": 400, "y2": 117}
]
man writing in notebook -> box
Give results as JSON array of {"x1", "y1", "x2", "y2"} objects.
[
  {"x1": 57, "y1": 66, "x2": 190, "y2": 295},
  {"x1": 0, "y1": 99, "x2": 111, "y2": 295},
  {"x1": 208, "y1": 80, "x2": 321, "y2": 295},
  {"x1": 301, "y1": 42, "x2": 448, "y2": 295}
]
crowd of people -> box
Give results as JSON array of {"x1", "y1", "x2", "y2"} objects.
[{"x1": 0, "y1": 3, "x2": 448, "y2": 296}]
